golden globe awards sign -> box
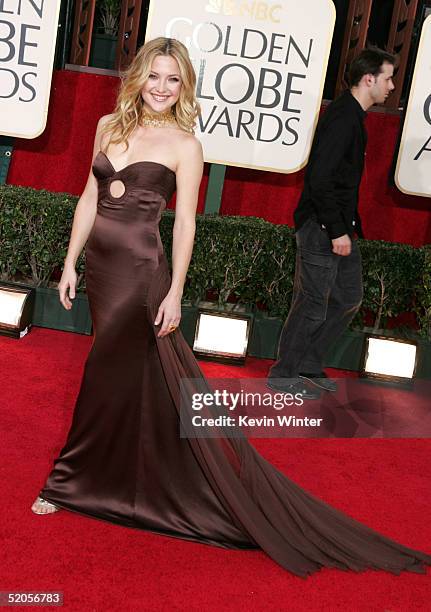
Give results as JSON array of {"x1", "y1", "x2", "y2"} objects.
[
  {"x1": 396, "y1": 15, "x2": 431, "y2": 197},
  {"x1": 146, "y1": 0, "x2": 335, "y2": 173},
  {"x1": 0, "y1": 0, "x2": 62, "y2": 138}
]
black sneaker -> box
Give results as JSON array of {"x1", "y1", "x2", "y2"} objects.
[
  {"x1": 299, "y1": 372, "x2": 337, "y2": 393},
  {"x1": 266, "y1": 378, "x2": 321, "y2": 400}
]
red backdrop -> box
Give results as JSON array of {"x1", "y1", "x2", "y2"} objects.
[{"x1": 7, "y1": 70, "x2": 431, "y2": 246}]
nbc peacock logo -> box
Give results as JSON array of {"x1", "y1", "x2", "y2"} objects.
[{"x1": 205, "y1": 0, "x2": 229, "y2": 14}]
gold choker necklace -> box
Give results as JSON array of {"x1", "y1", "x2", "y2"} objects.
[{"x1": 141, "y1": 108, "x2": 177, "y2": 128}]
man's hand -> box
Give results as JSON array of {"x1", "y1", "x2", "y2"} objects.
[{"x1": 331, "y1": 234, "x2": 352, "y2": 256}]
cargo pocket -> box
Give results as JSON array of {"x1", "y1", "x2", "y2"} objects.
[{"x1": 297, "y1": 250, "x2": 337, "y2": 322}]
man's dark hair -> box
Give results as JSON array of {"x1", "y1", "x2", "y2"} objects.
[{"x1": 348, "y1": 48, "x2": 396, "y2": 87}]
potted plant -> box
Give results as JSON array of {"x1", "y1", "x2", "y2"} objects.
[{"x1": 90, "y1": 0, "x2": 122, "y2": 70}]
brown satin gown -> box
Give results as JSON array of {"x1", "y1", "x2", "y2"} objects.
[{"x1": 40, "y1": 151, "x2": 431, "y2": 577}]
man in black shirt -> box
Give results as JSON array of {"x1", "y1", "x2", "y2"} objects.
[{"x1": 268, "y1": 48, "x2": 395, "y2": 398}]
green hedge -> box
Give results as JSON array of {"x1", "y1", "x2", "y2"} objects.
[
  {"x1": 416, "y1": 245, "x2": 431, "y2": 338},
  {"x1": 0, "y1": 186, "x2": 85, "y2": 287},
  {"x1": 1, "y1": 184, "x2": 429, "y2": 338}
]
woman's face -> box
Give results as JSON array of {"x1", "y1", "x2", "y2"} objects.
[{"x1": 141, "y1": 54, "x2": 182, "y2": 113}]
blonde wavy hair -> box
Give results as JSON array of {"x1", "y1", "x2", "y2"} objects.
[{"x1": 102, "y1": 37, "x2": 200, "y2": 148}]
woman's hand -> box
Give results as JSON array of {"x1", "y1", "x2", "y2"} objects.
[
  {"x1": 154, "y1": 292, "x2": 181, "y2": 338},
  {"x1": 58, "y1": 264, "x2": 77, "y2": 310}
]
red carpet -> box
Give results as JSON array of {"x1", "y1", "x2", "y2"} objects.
[{"x1": 1, "y1": 327, "x2": 430, "y2": 610}]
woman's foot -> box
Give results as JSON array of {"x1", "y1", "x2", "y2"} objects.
[{"x1": 31, "y1": 496, "x2": 60, "y2": 515}]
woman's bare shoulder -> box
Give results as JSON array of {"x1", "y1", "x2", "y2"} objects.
[
  {"x1": 95, "y1": 114, "x2": 116, "y2": 150},
  {"x1": 97, "y1": 113, "x2": 115, "y2": 130},
  {"x1": 174, "y1": 130, "x2": 203, "y2": 155},
  {"x1": 173, "y1": 132, "x2": 203, "y2": 178}
]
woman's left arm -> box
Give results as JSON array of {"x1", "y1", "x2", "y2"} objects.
[{"x1": 154, "y1": 136, "x2": 204, "y2": 337}]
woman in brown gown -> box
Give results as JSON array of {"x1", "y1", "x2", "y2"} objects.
[{"x1": 31, "y1": 37, "x2": 431, "y2": 578}]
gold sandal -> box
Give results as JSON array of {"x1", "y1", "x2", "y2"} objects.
[{"x1": 31, "y1": 496, "x2": 60, "y2": 514}]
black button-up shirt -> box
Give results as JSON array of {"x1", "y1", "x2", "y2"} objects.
[{"x1": 294, "y1": 90, "x2": 367, "y2": 239}]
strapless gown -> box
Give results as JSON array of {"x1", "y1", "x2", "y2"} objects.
[{"x1": 40, "y1": 151, "x2": 431, "y2": 577}]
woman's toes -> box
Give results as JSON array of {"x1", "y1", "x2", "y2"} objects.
[{"x1": 31, "y1": 497, "x2": 59, "y2": 514}]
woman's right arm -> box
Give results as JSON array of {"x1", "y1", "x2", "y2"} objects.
[{"x1": 59, "y1": 115, "x2": 111, "y2": 310}]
